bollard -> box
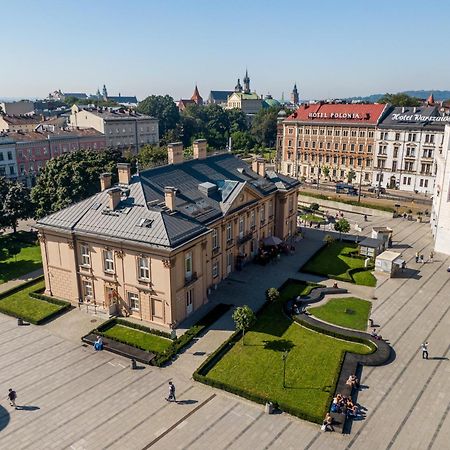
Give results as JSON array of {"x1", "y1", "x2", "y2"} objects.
[
  {"x1": 131, "y1": 358, "x2": 137, "y2": 370},
  {"x1": 17, "y1": 317, "x2": 23, "y2": 326}
]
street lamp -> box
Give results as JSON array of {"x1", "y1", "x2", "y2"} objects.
[{"x1": 282, "y1": 351, "x2": 288, "y2": 388}]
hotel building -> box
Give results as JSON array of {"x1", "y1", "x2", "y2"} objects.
[{"x1": 35, "y1": 141, "x2": 299, "y2": 328}]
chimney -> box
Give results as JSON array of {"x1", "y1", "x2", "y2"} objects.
[
  {"x1": 193, "y1": 139, "x2": 207, "y2": 159},
  {"x1": 252, "y1": 158, "x2": 259, "y2": 173},
  {"x1": 167, "y1": 142, "x2": 183, "y2": 164},
  {"x1": 164, "y1": 186, "x2": 177, "y2": 211},
  {"x1": 252, "y1": 157, "x2": 266, "y2": 177},
  {"x1": 117, "y1": 163, "x2": 131, "y2": 185},
  {"x1": 100, "y1": 172, "x2": 112, "y2": 191},
  {"x1": 108, "y1": 187, "x2": 121, "y2": 210}
]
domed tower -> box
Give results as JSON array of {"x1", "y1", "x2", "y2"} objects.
[
  {"x1": 243, "y1": 69, "x2": 251, "y2": 94},
  {"x1": 235, "y1": 78, "x2": 243, "y2": 93},
  {"x1": 191, "y1": 84, "x2": 203, "y2": 105},
  {"x1": 291, "y1": 83, "x2": 299, "y2": 106}
]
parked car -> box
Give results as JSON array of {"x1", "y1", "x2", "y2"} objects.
[{"x1": 368, "y1": 186, "x2": 386, "y2": 194}]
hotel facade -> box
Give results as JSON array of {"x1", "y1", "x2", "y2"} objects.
[
  {"x1": 279, "y1": 103, "x2": 387, "y2": 185},
  {"x1": 36, "y1": 141, "x2": 299, "y2": 328}
]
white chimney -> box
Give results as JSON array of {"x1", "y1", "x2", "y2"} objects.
[
  {"x1": 167, "y1": 142, "x2": 183, "y2": 164},
  {"x1": 108, "y1": 187, "x2": 121, "y2": 210}
]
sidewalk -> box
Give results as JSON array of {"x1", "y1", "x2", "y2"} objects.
[{"x1": 0, "y1": 267, "x2": 43, "y2": 295}]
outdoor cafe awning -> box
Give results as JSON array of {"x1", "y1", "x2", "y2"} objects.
[{"x1": 263, "y1": 236, "x2": 283, "y2": 247}]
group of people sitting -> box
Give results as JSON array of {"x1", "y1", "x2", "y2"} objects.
[
  {"x1": 330, "y1": 393, "x2": 359, "y2": 418},
  {"x1": 370, "y1": 328, "x2": 383, "y2": 340},
  {"x1": 346, "y1": 374, "x2": 360, "y2": 389}
]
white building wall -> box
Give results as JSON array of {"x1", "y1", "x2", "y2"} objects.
[{"x1": 431, "y1": 124, "x2": 450, "y2": 255}]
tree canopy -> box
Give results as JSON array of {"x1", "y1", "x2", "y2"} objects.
[
  {"x1": 251, "y1": 106, "x2": 282, "y2": 148},
  {"x1": 0, "y1": 178, "x2": 34, "y2": 233},
  {"x1": 137, "y1": 145, "x2": 168, "y2": 169},
  {"x1": 31, "y1": 148, "x2": 124, "y2": 218},
  {"x1": 137, "y1": 95, "x2": 180, "y2": 140},
  {"x1": 232, "y1": 305, "x2": 256, "y2": 345},
  {"x1": 377, "y1": 93, "x2": 421, "y2": 107}
]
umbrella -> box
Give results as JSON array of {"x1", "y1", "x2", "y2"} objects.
[{"x1": 263, "y1": 236, "x2": 283, "y2": 246}]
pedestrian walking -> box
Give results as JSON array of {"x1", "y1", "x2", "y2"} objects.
[
  {"x1": 415, "y1": 252, "x2": 419, "y2": 263},
  {"x1": 166, "y1": 381, "x2": 176, "y2": 402},
  {"x1": 421, "y1": 342, "x2": 429, "y2": 359},
  {"x1": 420, "y1": 254, "x2": 424, "y2": 264},
  {"x1": 429, "y1": 251, "x2": 434, "y2": 263},
  {"x1": 7, "y1": 388, "x2": 17, "y2": 408}
]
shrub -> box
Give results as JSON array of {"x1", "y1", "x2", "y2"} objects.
[
  {"x1": 323, "y1": 235, "x2": 335, "y2": 246},
  {"x1": 310, "y1": 202, "x2": 320, "y2": 211},
  {"x1": 266, "y1": 288, "x2": 280, "y2": 302}
]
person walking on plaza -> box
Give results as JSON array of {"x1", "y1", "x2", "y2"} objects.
[
  {"x1": 7, "y1": 388, "x2": 17, "y2": 408},
  {"x1": 166, "y1": 381, "x2": 176, "y2": 402},
  {"x1": 421, "y1": 342, "x2": 429, "y2": 359},
  {"x1": 429, "y1": 251, "x2": 434, "y2": 263},
  {"x1": 420, "y1": 254, "x2": 425, "y2": 264},
  {"x1": 415, "y1": 252, "x2": 419, "y2": 263}
]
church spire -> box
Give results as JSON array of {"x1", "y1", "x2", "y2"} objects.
[
  {"x1": 102, "y1": 84, "x2": 108, "y2": 101},
  {"x1": 235, "y1": 78, "x2": 243, "y2": 93},
  {"x1": 191, "y1": 84, "x2": 203, "y2": 105},
  {"x1": 243, "y1": 69, "x2": 250, "y2": 94},
  {"x1": 291, "y1": 83, "x2": 299, "y2": 105}
]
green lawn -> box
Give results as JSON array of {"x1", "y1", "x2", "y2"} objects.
[
  {"x1": 204, "y1": 282, "x2": 371, "y2": 422},
  {"x1": 302, "y1": 241, "x2": 377, "y2": 287},
  {"x1": 103, "y1": 324, "x2": 173, "y2": 354},
  {"x1": 308, "y1": 297, "x2": 372, "y2": 331},
  {"x1": 0, "y1": 232, "x2": 42, "y2": 284},
  {"x1": 0, "y1": 280, "x2": 63, "y2": 323},
  {"x1": 300, "y1": 214, "x2": 325, "y2": 223}
]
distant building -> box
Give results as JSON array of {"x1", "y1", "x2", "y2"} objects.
[
  {"x1": 0, "y1": 115, "x2": 41, "y2": 133},
  {"x1": 178, "y1": 85, "x2": 203, "y2": 111},
  {"x1": 208, "y1": 91, "x2": 233, "y2": 106},
  {"x1": 291, "y1": 84, "x2": 299, "y2": 106},
  {"x1": 225, "y1": 70, "x2": 265, "y2": 116},
  {"x1": 48, "y1": 90, "x2": 88, "y2": 102},
  {"x1": 69, "y1": 105, "x2": 158, "y2": 150},
  {"x1": 0, "y1": 100, "x2": 34, "y2": 116},
  {"x1": 0, "y1": 136, "x2": 17, "y2": 178},
  {"x1": 100, "y1": 84, "x2": 138, "y2": 106}
]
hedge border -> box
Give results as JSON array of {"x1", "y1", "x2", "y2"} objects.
[
  {"x1": 0, "y1": 276, "x2": 72, "y2": 325},
  {"x1": 299, "y1": 191, "x2": 394, "y2": 213},
  {"x1": 90, "y1": 303, "x2": 232, "y2": 367}
]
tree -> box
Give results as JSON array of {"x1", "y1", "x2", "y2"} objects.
[
  {"x1": 323, "y1": 235, "x2": 335, "y2": 246},
  {"x1": 378, "y1": 93, "x2": 421, "y2": 107},
  {"x1": 322, "y1": 165, "x2": 330, "y2": 180},
  {"x1": 232, "y1": 305, "x2": 256, "y2": 345},
  {"x1": 230, "y1": 130, "x2": 256, "y2": 151},
  {"x1": 334, "y1": 218, "x2": 350, "y2": 240},
  {"x1": 347, "y1": 169, "x2": 356, "y2": 184},
  {"x1": 227, "y1": 108, "x2": 249, "y2": 133},
  {"x1": 251, "y1": 106, "x2": 281, "y2": 148},
  {"x1": 266, "y1": 287, "x2": 280, "y2": 303},
  {"x1": 310, "y1": 203, "x2": 320, "y2": 212},
  {"x1": 31, "y1": 148, "x2": 124, "y2": 218},
  {"x1": 137, "y1": 145, "x2": 168, "y2": 169},
  {"x1": 137, "y1": 95, "x2": 180, "y2": 139},
  {"x1": 0, "y1": 178, "x2": 34, "y2": 233}
]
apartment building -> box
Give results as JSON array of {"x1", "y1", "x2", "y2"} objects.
[
  {"x1": 0, "y1": 115, "x2": 41, "y2": 133},
  {"x1": 0, "y1": 136, "x2": 17, "y2": 178},
  {"x1": 69, "y1": 105, "x2": 159, "y2": 150},
  {"x1": 0, "y1": 100, "x2": 34, "y2": 116},
  {"x1": 280, "y1": 103, "x2": 387, "y2": 185},
  {"x1": 36, "y1": 140, "x2": 299, "y2": 328},
  {"x1": 373, "y1": 106, "x2": 447, "y2": 193}
]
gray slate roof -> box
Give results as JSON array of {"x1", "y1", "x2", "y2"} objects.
[
  {"x1": 208, "y1": 91, "x2": 233, "y2": 102},
  {"x1": 378, "y1": 106, "x2": 447, "y2": 131},
  {"x1": 359, "y1": 237, "x2": 385, "y2": 248},
  {"x1": 37, "y1": 153, "x2": 299, "y2": 250}
]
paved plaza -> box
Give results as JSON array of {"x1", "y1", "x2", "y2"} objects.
[{"x1": 0, "y1": 213, "x2": 449, "y2": 449}]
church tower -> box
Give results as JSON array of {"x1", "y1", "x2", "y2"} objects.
[
  {"x1": 235, "y1": 78, "x2": 243, "y2": 93},
  {"x1": 243, "y1": 69, "x2": 250, "y2": 94},
  {"x1": 291, "y1": 83, "x2": 299, "y2": 105},
  {"x1": 191, "y1": 84, "x2": 203, "y2": 105},
  {"x1": 102, "y1": 84, "x2": 108, "y2": 101}
]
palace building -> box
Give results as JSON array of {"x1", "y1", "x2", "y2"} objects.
[
  {"x1": 280, "y1": 103, "x2": 387, "y2": 185},
  {"x1": 36, "y1": 141, "x2": 299, "y2": 328}
]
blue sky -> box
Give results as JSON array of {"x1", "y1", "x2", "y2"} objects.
[{"x1": 1, "y1": 0, "x2": 449, "y2": 101}]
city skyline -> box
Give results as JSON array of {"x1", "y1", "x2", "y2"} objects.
[{"x1": 1, "y1": 0, "x2": 450, "y2": 101}]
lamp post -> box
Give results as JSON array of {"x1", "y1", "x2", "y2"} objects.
[
  {"x1": 282, "y1": 351, "x2": 288, "y2": 388},
  {"x1": 358, "y1": 164, "x2": 363, "y2": 203}
]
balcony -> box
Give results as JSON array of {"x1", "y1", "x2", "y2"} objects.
[
  {"x1": 184, "y1": 272, "x2": 198, "y2": 287},
  {"x1": 212, "y1": 246, "x2": 221, "y2": 256},
  {"x1": 237, "y1": 232, "x2": 253, "y2": 245}
]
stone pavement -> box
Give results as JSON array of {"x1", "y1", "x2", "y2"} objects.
[{"x1": 0, "y1": 214, "x2": 449, "y2": 449}]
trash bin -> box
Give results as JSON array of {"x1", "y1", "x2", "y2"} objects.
[
  {"x1": 17, "y1": 317, "x2": 23, "y2": 326},
  {"x1": 265, "y1": 402, "x2": 274, "y2": 414}
]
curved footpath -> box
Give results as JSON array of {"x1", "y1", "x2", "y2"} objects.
[{"x1": 287, "y1": 286, "x2": 393, "y2": 433}]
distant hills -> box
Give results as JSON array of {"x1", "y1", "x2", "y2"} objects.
[{"x1": 346, "y1": 90, "x2": 450, "y2": 103}]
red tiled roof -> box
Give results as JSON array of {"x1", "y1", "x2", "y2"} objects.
[
  {"x1": 2, "y1": 115, "x2": 40, "y2": 125},
  {"x1": 191, "y1": 85, "x2": 203, "y2": 103},
  {"x1": 285, "y1": 103, "x2": 386, "y2": 125}
]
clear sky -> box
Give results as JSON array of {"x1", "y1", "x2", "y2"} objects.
[{"x1": 1, "y1": 0, "x2": 449, "y2": 101}]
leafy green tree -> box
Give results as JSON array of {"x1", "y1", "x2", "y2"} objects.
[
  {"x1": 31, "y1": 148, "x2": 124, "y2": 218},
  {"x1": 0, "y1": 178, "x2": 34, "y2": 233},
  {"x1": 232, "y1": 305, "x2": 256, "y2": 345},
  {"x1": 266, "y1": 287, "x2": 280, "y2": 303},
  {"x1": 310, "y1": 203, "x2": 320, "y2": 212},
  {"x1": 137, "y1": 95, "x2": 180, "y2": 138},
  {"x1": 251, "y1": 106, "x2": 281, "y2": 148},
  {"x1": 322, "y1": 166, "x2": 330, "y2": 180},
  {"x1": 347, "y1": 169, "x2": 356, "y2": 184},
  {"x1": 230, "y1": 130, "x2": 256, "y2": 151},
  {"x1": 334, "y1": 218, "x2": 350, "y2": 240},
  {"x1": 227, "y1": 108, "x2": 249, "y2": 133},
  {"x1": 137, "y1": 145, "x2": 168, "y2": 169},
  {"x1": 323, "y1": 234, "x2": 335, "y2": 246},
  {"x1": 378, "y1": 93, "x2": 421, "y2": 107}
]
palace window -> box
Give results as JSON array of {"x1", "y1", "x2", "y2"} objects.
[
  {"x1": 260, "y1": 205, "x2": 266, "y2": 224},
  {"x1": 128, "y1": 292, "x2": 140, "y2": 311},
  {"x1": 103, "y1": 250, "x2": 114, "y2": 273},
  {"x1": 80, "y1": 244, "x2": 90, "y2": 267},
  {"x1": 82, "y1": 280, "x2": 93, "y2": 300},
  {"x1": 185, "y1": 252, "x2": 193, "y2": 281},
  {"x1": 212, "y1": 228, "x2": 219, "y2": 249},
  {"x1": 212, "y1": 261, "x2": 219, "y2": 278},
  {"x1": 137, "y1": 257, "x2": 150, "y2": 281},
  {"x1": 226, "y1": 222, "x2": 232, "y2": 241}
]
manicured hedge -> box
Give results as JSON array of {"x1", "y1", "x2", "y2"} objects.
[
  {"x1": 97, "y1": 317, "x2": 172, "y2": 340},
  {"x1": 299, "y1": 191, "x2": 394, "y2": 212},
  {"x1": 29, "y1": 290, "x2": 72, "y2": 308},
  {"x1": 0, "y1": 275, "x2": 45, "y2": 301}
]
